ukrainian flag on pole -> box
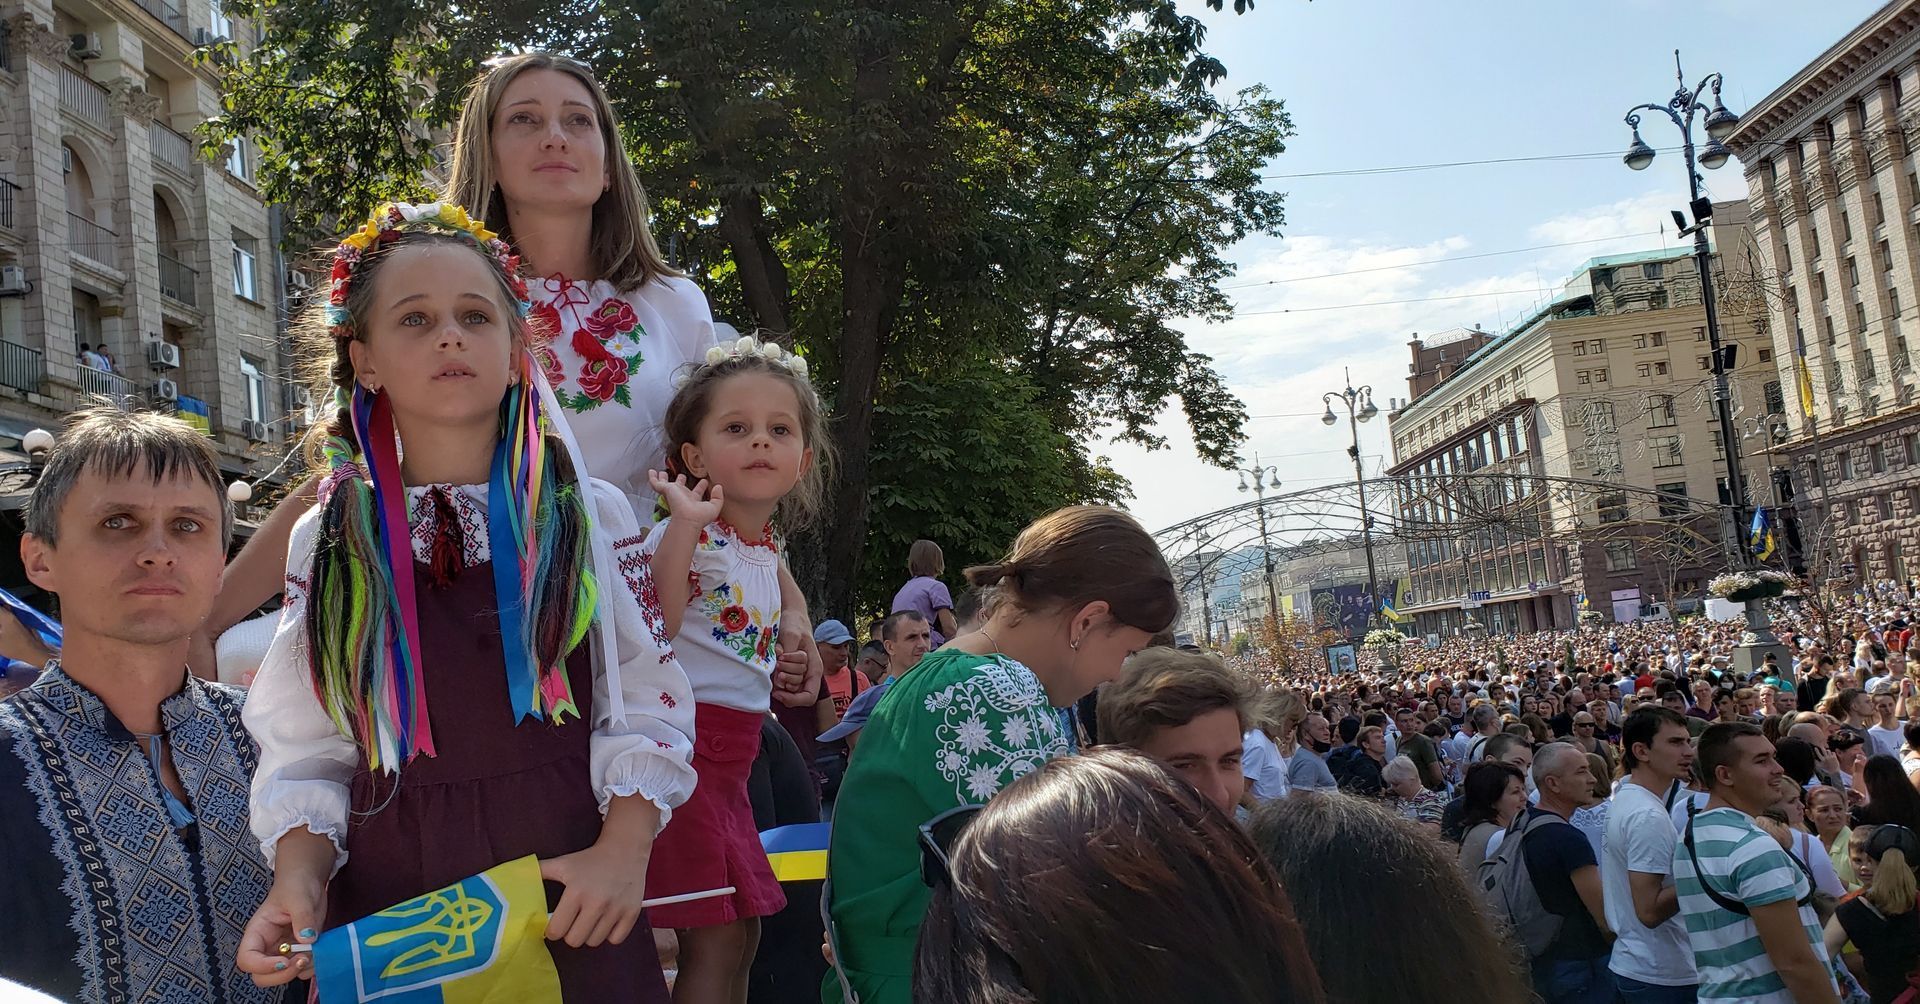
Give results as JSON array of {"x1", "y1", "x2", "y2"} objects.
[
  {"x1": 312, "y1": 855, "x2": 561, "y2": 1003},
  {"x1": 1749, "y1": 508, "x2": 1778, "y2": 562},
  {"x1": 761, "y1": 822, "x2": 830, "y2": 883}
]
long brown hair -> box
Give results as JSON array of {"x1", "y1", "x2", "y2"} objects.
[
  {"x1": 444, "y1": 52, "x2": 676, "y2": 291},
  {"x1": 1253, "y1": 795, "x2": 1532, "y2": 1004},
  {"x1": 915, "y1": 748, "x2": 1324, "y2": 1003},
  {"x1": 963, "y1": 506, "x2": 1177, "y2": 634}
]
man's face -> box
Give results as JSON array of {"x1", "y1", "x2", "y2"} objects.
[
  {"x1": 1850, "y1": 693, "x2": 1876, "y2": 721},
  {"x1": 820, "y1": 640, "x2": 850, "y2": 673},
  {"x1": 883, "y1": 618, "x2": 932, "y2": 672},
  {"x1": 855, "y1": 650, "x2": 887, "y2": 680},
  {"x1": 1737, "y1": 694, "x2": 1757, "y2": 716},
  {"x1": 1877, "y1": 695, "x2": 1897, "y2": 721},
  {"x1": 1394, "y1": 710, "x2": 1416, "y2": 735},
  {"x1": 1137, "y1": 707, "x2": 1245, "y2": 817},
  {"x1": 1636, "y1": 721, "x2": 1695, "y2": 783},
  {"x1": 1302, "y1": 713, "x2": 1332, "y2": 746},
  {"x1": 1661, "y1": 691, "x2": 1687, "y2": 714},
  {"x1": 1550, "y1": 755, "x2": 1599, "y2": 809},
  {"x1": 1715, "y1": 695, "x2": 1736, "y2": 719},
  {"x1": 23, "y1": 464, "x2": 225, "y2": 650},
  {"x1": 1716, "y1": 734, "x2": 1786, "y2": 808},
  {"x1": 1362, "y1": 730, "x2": 1387, "y2": 757},
  {"x1": 1694, "y1": 681, "x2": 1713, "y2": 702},
  {"x1": 1447, "y1": 695, "x2": 1464, "y2": 716},
  {"x1": 1836, "y1": 742, "x2": 1866, "y2": 774}
]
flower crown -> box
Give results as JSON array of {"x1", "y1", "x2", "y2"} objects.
[
  {"x1": 675, "y1": 335, "x2": 811, "y2": 389},
  {"x1": 326, "y1": 201, "x2": 532, "y2": 340}
]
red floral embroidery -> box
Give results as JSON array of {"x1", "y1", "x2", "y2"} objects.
[
  {"x1": 571, "y1": 329, "x2": 631, "y2": 402},
  {"x1": 528, "y1": 300, "x2": 563, "y2": 339},
  {"x1": 581, "y1": 298, "x2": 639, "y2": 340},
  {"x1": 659, "y1": 691, "x2": 678, "y2": 709},
  {"x1": 536, "y1": 345, "x2": 565, "y2": 390},
  {"x1": 721, "y1": 606, "x2": 751, "y2": 633}
]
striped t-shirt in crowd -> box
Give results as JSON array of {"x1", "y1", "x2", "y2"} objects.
[{"x1": 1671, "y1": 806, "x2": 1835, "y2": 1003}]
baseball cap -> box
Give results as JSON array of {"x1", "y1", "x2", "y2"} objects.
[
  {"x1": 819, "y1": 677, "x2": 893, "y2": 743},
  {"x1": 813, "y1": 619, "x2": 854, "y2": 646}
]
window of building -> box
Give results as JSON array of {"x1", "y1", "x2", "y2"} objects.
[
  {"x1": 1656, "y1": 481, "x2": 1690, "y2": 518},
  {"x1": 1840, "y1": 450, "x2": 1855, "y2": 480},
  {"x1": 231, "y1": 231, "x2": 258, "y2": 301},
  {"x1": 1597, "y1": 492, "x2": 1629, "y2": 523},
  {"x1": 210, "y1": 0, "x2": 233, "y2": 39},
  {"x1": 1590, "y1": 400, "x2": 1615, "y2": 432},
  {"x1": 240, "y1": 356, "x2": 266, "y2": 423},
  {"x1": 1880, "y1": 494, "x2": 1895, "y2": 521},
  {"x1": 1593, "y1": 368, "x2": 1608, "y2": 383},
  {"x1": 1872, "y1": 442, "x2": 1887, "y2": 473},
  {"x1": 1811, "y1": 225, "x2": 1823, "y2": 260},
  {"x1": 1650, "y1": 435, "x2": 1683, "y2": 468},
  {"x1": 1850, "y1": 256, "x2": 1860, "y2": 287},
  {"x1": 1818, "y1": 273, "x2": 1830, "y2": 301},
  {"x1": 1573, "y1": 341, "x2": 1586, "y2": 357},
  {"x1": 1698, "y1": 355, "x2": 1712, "y2": 371},
  {"x1": 1594, "y1": 267, "x2": 1615, "y2": 289},
  {"x1": 1904, "y1": 431, "x2": 1919, "y2": 465},
  {"x1": 1634, "y1": 334, "x2": 1647, "y2": 349},
  {"x1": 1650, "y1": 289, "x2": 1669, "y2": 309},
  {"x1": 1865, "y1": 350, "x2": 1877, "y2": 380},
  {"x1": 1807, "y1": 459, "x2": 1824, "y2": 488},
  {"x1": 1649, "y1": 393, "x2": 1676, "y2": 427},
  {"x1": 1643, "y1": 262, "x2": 1664, "y2": 280},
  {"x1": 1856, "y1": 302, "x2": 1868, "y2": 333},
  {"x1": 225, "y1": 137, "x2": 250, "y2": 183},
  {"x1": 1875, "y1": 192, "x2": 1888, "y2": 226},
  {"x1": 1892, "y1": 287, "x2": 1902, "y2": 328},
  {"x1": 1758, "y1": 348, "x2": 1773, "y2": 363},
  {"x1": 1576, "y1": 370, "x2": 1590, "y2": 385},
  {"x1": 1764, "y1": 380, "x2": 1785, "y2": 415},
  {"x1": 1694, "y1": 327, "x2": 1707, "y2": 342},
  {"x1": 1637, "y1": 362, "x2": 1651, "y2": 378},
  {"x1": 1654, "y1": 360, "x2": 1668, "y2": 375},
  {"x1": 1604, "y1": 542, "x2": 1638, "y2": 572},
  {"x1": 1823, "y1": 316, "x2": 1837, "y2": 344},
  {"x1": 1651, "y1": 331, "x2": 1664, "y2": 347},
  {"x1": 1843, "y1": 211, "x2": 1854, "y2": 243},
  {"x1": 1589, "y1": 339, "x2": 1606, "y2": 354}
]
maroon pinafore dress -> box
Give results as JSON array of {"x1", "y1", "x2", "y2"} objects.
[{"x1": 324, "y1": 554, "x2": 670, "y2": 1002}]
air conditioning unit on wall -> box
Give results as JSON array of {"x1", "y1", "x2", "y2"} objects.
[
  {"x1": 149, "y1": 378, "x2": 178, "y2": 403},
  {"x1": 146, "y1": 340, "x2": 181, "y2": 369},
  {"x1": 242, "y1": 419, "x2": 269, "y2": 442},
  {"x1": 69, "y1": 33, "x2": 102, "y2": 59}
]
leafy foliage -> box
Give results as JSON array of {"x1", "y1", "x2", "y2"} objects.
[{"x1": 203, "y1": 0, "x2": 1292, "y2": 612}]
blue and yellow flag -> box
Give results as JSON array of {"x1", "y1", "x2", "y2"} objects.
[
  {"x1": 761, "y1": 822, "x2": 830, "y2": 883},
  {"x1": 1379, "y1": 579, "x2": 1410, "y2": 623},
  {"x1": 1750, "y1": 508, "x2": 1777, "y2": 561},
  {"x1": 312, "y1": 854, "x2": 561, "y2": 1003}
]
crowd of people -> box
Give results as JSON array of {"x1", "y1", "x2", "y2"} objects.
[{"x1": 5, "y1": 44, "x2": 1920, "y2": 1004}]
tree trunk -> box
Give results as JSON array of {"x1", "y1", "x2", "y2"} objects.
[{"x1": 715, "y1": 193, "x2": 792, "y2": 334}]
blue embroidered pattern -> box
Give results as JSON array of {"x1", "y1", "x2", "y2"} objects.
[{"x1": 0, "y1": 664, "x2": 279, "y2": 1004}]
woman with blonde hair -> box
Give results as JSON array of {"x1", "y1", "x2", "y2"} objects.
[
  {"x1": 1242, "y1": 687, "x2": 1303, "y2": 802},
  {"x1": 1825, "y1": 825, "x2": 1920, "y2": 1003}
]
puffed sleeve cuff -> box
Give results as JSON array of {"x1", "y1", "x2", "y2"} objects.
[
  {"x1": 590, "y1": 732, "x2": 697, "y2": 833},
  {"x1": 256, "y1": 812, "x2": 350, "y2": 878}
]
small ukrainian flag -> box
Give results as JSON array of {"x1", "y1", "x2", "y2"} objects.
[
  {"x1": 761, "y1": 822, "x2": 830, "y2": 883},
  {"x1": 1750, "y1": 507, "x2": 1777, "y2": 562}
]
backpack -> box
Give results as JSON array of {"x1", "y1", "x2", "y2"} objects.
[{"x1": 1477, "y1": 810, "x2": 1568, "y2": 958}]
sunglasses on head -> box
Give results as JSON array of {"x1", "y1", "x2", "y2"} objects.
[{"x1": 918, "y1": 804, "x2": 985, "y2": 888}]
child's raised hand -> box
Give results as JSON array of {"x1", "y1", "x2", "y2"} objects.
[{"x1": 648, "y1": 470, "x2": 724, "y2": 525}]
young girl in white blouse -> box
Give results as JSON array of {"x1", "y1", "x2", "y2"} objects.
[
  {"x1": 234, "y1": 203, "x2": 695, "y2": 1003},
  {"x1": 645, "y1": 335, "x2": 832, "y2": 1004}
]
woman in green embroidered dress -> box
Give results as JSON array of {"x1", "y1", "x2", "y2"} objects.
[{"x1": 821, "y1": 506, "x2": 1177, "y2": 1004}]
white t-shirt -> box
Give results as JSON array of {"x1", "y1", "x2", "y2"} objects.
[
  {"x1": 1603, "y1": 780, "x2": 1696, "y2": 986},
  {"x1": 1241, "y1": 729, "x2": 1291, "y2": 801},
  {"x1": 642, "y1": 516, "x2": 781, "y2": 713},
  {"x1": 532, "y1": 275, "x2": 720, "y2": 527},
  {"x1": 1869, "y1": 723, "x2": 1905, "y2": 758}
]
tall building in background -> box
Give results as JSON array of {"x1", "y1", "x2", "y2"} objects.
[
  {"x1": 0, "y1": 0, "x2": 295, "y2": 487},
  {"x1": 1727, "y1": 0, "x2": 1920, "y2": 588},
  {"x1": 1386, "y1": 216, "x2": 1776, "y2": 635}
]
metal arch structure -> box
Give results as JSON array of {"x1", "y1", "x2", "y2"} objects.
[{"x1": 1155, "y1": 471, "x2": 1731, "y2": 615}]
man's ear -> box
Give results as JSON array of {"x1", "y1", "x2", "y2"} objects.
[{"x1": 21, "y1": 533, "x2": 55, "y2": 594}]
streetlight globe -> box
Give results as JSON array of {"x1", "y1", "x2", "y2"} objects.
[
  {"x1": 1623, "y1": 130, "x2": 1656, "y2": 171},
  {"x1": 1321, "y1": 407, "x2": 1338, "y2": 426},
  {"x1": 1704, "y1": 100, "x2": 1739, "y2": 142},
  {"x1": 1699, "y1": 138, "x2": 1732, "y2": 171},
  {"x1": 1358, "y1": 398, "x2": 1379, "y2": 422},
  {"x1": 21, "y1": 429, "x2": 53, "y2": 455},
  {"x1": 1238, "y1": 477, "x2": 1249, "y2": 493}
]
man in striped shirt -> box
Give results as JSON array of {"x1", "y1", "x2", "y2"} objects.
[{"x1": 1671, "y1": 722, "x2": 1840, "y2": 1004}]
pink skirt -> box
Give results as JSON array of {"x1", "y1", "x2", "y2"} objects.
[{"x1": 645, "y1": 703, "x2": 787, "y2": 928}]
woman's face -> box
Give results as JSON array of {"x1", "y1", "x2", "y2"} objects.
[
  {"x1": 1521, "y1": 696, "x2": 1539, "y2": 716},
  {"x1": 1496, "y1": 777, "x2": 1528, "y2": 824},
  {"x1": 1053, "y1": 605, "x2": 1155, "y2": 703},
  {"x1": 1809, "y1": 791, "x2": 1848, "y2": 837},
  {"x1": 490, "y1": 68, "x2": 610, "y2": 218}
]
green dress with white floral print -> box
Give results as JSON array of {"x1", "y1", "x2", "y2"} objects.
[{"x1": 820, "y1": 649, "x2": 1074, "y2": 1004}]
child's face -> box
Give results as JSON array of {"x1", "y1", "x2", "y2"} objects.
[
  {"x1": 349, "y1": 244, "x2": 517, "y2": 433},
  {"x1": 678, "y1": 371, "x2": 811, "y2": 507},
  {"x1": 491, "y1": 68, "x2": 609, "y2": 217},
  {"x1": 1854, "y1": 847, "x2": 1878, "y2": 884}
]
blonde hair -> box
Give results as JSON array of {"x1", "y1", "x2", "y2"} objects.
[
  {"x1": 445, "y1": 52, "x2": 676, "y2": 292},
  {"x1": 908, "y1": 539, "x2": 945, "y2": 578},
  {"x1": 1868, "y1": 847, "x2": 1918, "y2": 916}
]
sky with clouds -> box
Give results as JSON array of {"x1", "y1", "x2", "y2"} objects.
[{"x1": 1111, "y1": 0, "x2": 1881, "y2": 534}]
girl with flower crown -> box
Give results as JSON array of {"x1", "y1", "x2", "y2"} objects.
[
  {"x1": 234, "y1": 203, "x2": 695, "y2": 1002},
  {"x1": 196, "y1": 52, "x2": 822, "y2": 712},
  {"x1": 644, "y1": 335, "x2": 833, "y2": 1003}
]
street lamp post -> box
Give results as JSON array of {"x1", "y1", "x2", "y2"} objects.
[
  {"x1": 1322, "y1": 369, "x2": 1381, "y2": 622},
  {"x1": 1237, "y1": 457, "x2": 1281, "y2": 628},
  {"x1": 1619, "y1": 50, "x2": 1746, "y2": 563},
  {"x1": 1620, "y1": 52, "x2": 1789, "y2": 673}
]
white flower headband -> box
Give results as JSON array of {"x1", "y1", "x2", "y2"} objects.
[{"x1": 676, "y1": 335, "x2": 811, "y2": 389}]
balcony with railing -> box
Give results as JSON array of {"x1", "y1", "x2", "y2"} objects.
[
  {"x1": 159, "y1": 248, "x2": 198, "y2": 306},
  {"x1": 135, "y1": 0, "x2": 190, "y2": 39},
  {"x1": 0, "y1": 341, "x2": 44, "y2": 394},
  {"x1": 0, "y1": 179, "x2": 17, "y2": 231},
  {"x1": 150, "y1": 121, "x2": 196, "y2": 176},
  {"x1": 67, "y1": 213, "x2": 116, "y2": 269},
  {"x1": 78, "y1": 363, "x2": 136, "y2": 400},
  {"x1": 59, "y1": 65, "x2": 110, "y2": 129}
]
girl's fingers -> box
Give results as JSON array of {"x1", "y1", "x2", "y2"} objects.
[
  {"x1": 585, "y1": 909, "x2": 620, "y2": 948},
  {"x1": 546, "y1": 889, "x2": 581, "y2": 943},
  {"x1": 608, "y1": 911, "x2": 639, "y2": 947}
]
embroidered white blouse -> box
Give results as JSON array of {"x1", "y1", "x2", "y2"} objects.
[
  {"x1": 531, "y1": 275, "x2": 719, "y2": 526},
  {"x1": 642, "y1": 517, "x2": 781, "y2": 714},
  {"x1": 243, "y1": 479, "x2": 698, "y2": 871}
]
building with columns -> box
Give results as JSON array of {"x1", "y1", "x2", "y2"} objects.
[
  {"x1": 1726, "y1": 0, "x2": 1920, "y2": 588},
  {"x1": 0, "y1": 0, "x2": 294, "y2": 482}
]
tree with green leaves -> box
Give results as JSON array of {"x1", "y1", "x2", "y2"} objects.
[{"x1": 203, "y1": 0, "x2": 1291, "y2": 615}]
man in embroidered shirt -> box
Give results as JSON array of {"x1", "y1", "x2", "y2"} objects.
[{"x1": 0, "y1": 408, "x2": 294, "y2": 1003}]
